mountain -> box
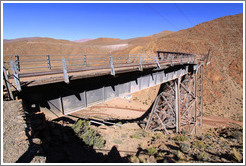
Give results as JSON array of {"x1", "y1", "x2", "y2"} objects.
[
  {"x1": 3, "y1": 37, "x2": 41, "y2": 44},
  {"x1": 73, "y1": 38, "x2": 93, "y2": 43},
  {"x1": 81, "y1": 37, "x2": 123, "y2": 45},
  {"x1": 143, "y1": 14, "x2": 243, "y2": 121},
  {"x1": 3, "y1": 31, "x2": 174, "y2": 56}
]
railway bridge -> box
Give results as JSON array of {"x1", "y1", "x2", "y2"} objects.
[{"x1": 3, "y1": 51, "x2": 210, "y2": 134}]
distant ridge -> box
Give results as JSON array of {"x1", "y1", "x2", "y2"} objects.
[
  {"x1": 73, "y1": 38, "x2": 93, "y2": 43},
  {"x1": 3, "y1": 37, "x2": 41, "y2": 43}
]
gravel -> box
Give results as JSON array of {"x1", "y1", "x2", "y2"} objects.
[{"x1": 3, "y1": 100, "x2": 46, "y2": 163}]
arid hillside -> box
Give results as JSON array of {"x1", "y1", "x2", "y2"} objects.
[
  {"x1": 142, "y1": 13, "x2": 243, "y2": 121},
  {"x1": 3, "y1": 30, "x2": 174, "y2": 57},
  {"x1": 3, "y1": 14, "x2": 243, "y2": 121}
]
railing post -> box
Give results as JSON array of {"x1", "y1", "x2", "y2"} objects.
[
  {"x1": 62, "y1": 59, "x2": 69, "y2": 84},
  {"x1": 15, "y1": 55, "x2": 20, "y2": 71},
  {"x1": 47, "y1": 55, "x2": 51, "y2": 70},
  {"x1": 155, "y1": 57, "x2": 160, "y2": 68},
  {"x1": 10, "y1": 60, "x2": 21, "y2": 91},
  {"x1": 139, "y1": 56, "x2": 143, "y2": 71},
  {"x1": 171, "y1": 55, "x2": 174, "y2": 66},
  {"x1": 3, "y1": 65, "x2": 14, "y2": 100},
  {"x1": 84, "y1": 54, "x2": 87, "y2": 66},
  {"x1": 110, "y1": 55, "x2": 115, "y2": 76},
  {"x1": 167, "y1": 53, "x2": 170, "y2": 60},
  {"x1": 127, "y1": 54, "x2": 131, "y2": 63}
]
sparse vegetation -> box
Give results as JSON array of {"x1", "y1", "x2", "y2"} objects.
[
  {"x1": 231, "y1": 148, "x2": 242, "y2": 162},
  {"x1": 173, "y1": 135, "x2": 189, "y2": 142},
  {"x1": 130, "y1": 130, "x2": 147, "y2": 139},
  {"x1": 147, "y1": 147, "x2": 157, "y2": 156},
  {"x1": 177, "y1": 151, "x2": 186, "y2": 161},
  {"x1": 180, "y1": 142, "x2": 190, "y2": 153},
  {"x1": 154, "y1": 132, "x2": 165, "y2": 139},
  {"x1": 72, "y1": 119, "x2": 105, "y2": 148},
  {"x1": 129, "y1": 155, "x2": 139, "y2": 163},
  {"x1": 196, "y1": 152, "x2": 208, "y2": 161},
  {"x1": 138, "y1": 156, "x2": 147, "y2": 163},
  {"x1": 113, "y1": 139, "x2": 122, "y2": 144},
  {"x1": 192, "y1": 140, "x2": 206, "y2": 149}
]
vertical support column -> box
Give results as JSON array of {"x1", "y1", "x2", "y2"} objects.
[
  {"x1": 47, "y1": 55, "x2": 51, "y2": 70},
  {"x1": 84, "y1": 90, "x2": 87, "y2": 108},
  {"x1": 60, "y1": 96, "x2": 65, "y2": 115},
  {"x1": 200, "y1": 65, "x2": 203, "y2": 126},
  {"x1": 62, "y1": 58, "x2": 69, "y2": 84},
  {"x1": 3, "y1": 65, "x2": 14, "y2": 100},
  {"x1": 194, "y1": 70, "x2": 197, "y2": 134},
  {"x1": 175, "y1": 80, "x2": 179, "y2": 133},
  {"x1": 84, "y1": 54, "x2": 87, "y2": 66},
  {"x1": 102, "y1": 86, "x2": 105, "y2": 102},
  {"x1": 175, "y1": 77, "x2": 181, "y2": 133},
  {"x1": 10, "y1": 61, "x2": 21, "y2": 91},
  {"x1": 178, "y1": 76, "x2": 181, "y2": 133},
  {"x1": 15, "y1": 55, "x2": 20, "y2": 71},
  {"x1": 110, "y1": 55, "x2": 115, "y2": 76},
  {"x1": 180, "y1": 55, "x2": 183, "y2": 65}
]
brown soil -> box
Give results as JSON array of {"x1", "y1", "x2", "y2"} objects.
[
  {"x1": 3, "y1": 99, "x2": 243, "y2": 163},
  {"x1": 70, "y1": 85, "x2": 160, "y2": 120}
]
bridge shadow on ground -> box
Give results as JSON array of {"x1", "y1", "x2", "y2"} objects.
[
  {"x1": 16, "y1": 83, "x2": 169, "y2": 163},
  {"x1": 16, "y1": 102, "x2": 130, "y2": 163},
  {"x1": 16, "y1": 68, "x2": 182, "y2": 163}
]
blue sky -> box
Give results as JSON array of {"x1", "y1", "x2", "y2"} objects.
[{"x1": 3, "y1": 3, "x2": 243, "y2": 41}]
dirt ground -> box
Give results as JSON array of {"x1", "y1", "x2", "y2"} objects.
[
  {"x1": 3, "y1": 100, "x2": 46, "y2": 163},
  {"x1": 71, "y1": 85, "x2": 160, "y2": 120},
  {"x1": 2, "y1": 87, "x2": 243, "y2": 163}
]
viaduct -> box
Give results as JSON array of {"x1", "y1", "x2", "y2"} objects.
[{"x1": 3, "y1": 51, "x2": 211, "y2": 134}]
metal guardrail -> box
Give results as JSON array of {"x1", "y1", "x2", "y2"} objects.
[{"x1": 3, "y1": 52, "x2": 207, "y2": 92}]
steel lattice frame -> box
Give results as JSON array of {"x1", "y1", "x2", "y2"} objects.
[{"x1": 145, "y1": 65, "x2": 203, "y2": 134}]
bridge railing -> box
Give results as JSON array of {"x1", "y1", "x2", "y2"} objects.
[{"x1": 3, "y1": 52, "x2": 207, "y2": 77}]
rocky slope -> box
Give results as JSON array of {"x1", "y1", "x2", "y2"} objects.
[{"x1": 142, "y1": 14, "x2": 243, "y2": 121}]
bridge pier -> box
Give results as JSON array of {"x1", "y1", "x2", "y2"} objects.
[{"x1": 145, "y1": 64, "x2": 203, "y2": 134}]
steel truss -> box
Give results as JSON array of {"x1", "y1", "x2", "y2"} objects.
[{"x1": 145, "y1": 65, "x2": 203, "y2": 134}]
